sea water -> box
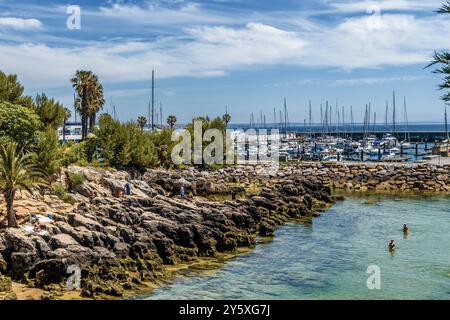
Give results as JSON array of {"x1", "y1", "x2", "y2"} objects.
[{"x1": 138, "y1": 194, "x2": 450, "y2": 300}]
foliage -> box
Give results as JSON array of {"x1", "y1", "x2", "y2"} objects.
[
  {"x1": 167, "y1": 115, "x2": 177, "y2": 129},
  {"x1": 71, "y1": 70, "x2": 105, "y2": 140},
  {"x1": 34, "y1": 126, "x2": 62, "y2": 178},
  {"x1": 0, "y1": 142, "x2": 47, "y2": 227},
  {"x1": 427, "y1": 2, "x2": 450, "y2": 102},
  {"x1": 33, "y1": 93, "x2": 67, "y2": 129},
  {"x1": 67, "y1": 172, "x2": 85, "y2": 192},
  {"x1": 0, "y1": 101, "x2": 42, "y2": 148},
  {"x1": 93, "y1": 114, "x2": 158, "y2": 171},
  {"x1": 185, "y1": 116, "x2": 227, "y2": 168},
  {"x1": 150, "y1": 128, "x2": 177, "y2": 168},
  {"x1": 0, "y1": 70, "x2": 33, "y2": 107},
  {"x1": 222, "y1": 113, "x2": 231, "y2": 127},
  {"x1": 137, "y1": 116, "x2": 147, "y2": 130},
  {"x1": 52, "y1": 183, "x2": 76, "y2": 204},
  {"x1": 61, "y1": 141, "x2": 89, "y2": 167},
  {"x1": 437, "y1": 1, "x2": 450, "y2": 13}
]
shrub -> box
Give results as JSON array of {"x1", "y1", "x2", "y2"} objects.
[
  {"x1": 35, "y1": 126, "x2": 62, "y2": 178},
  {"x1": 67, "y1": 172, "x2": 85, "y2": 192},
  {"x1": 61, "y1": 142, "x2": 89, "y2": 167},
  {"x1": 52, "y1": 183, "x2": 76, "y2": 204},
  {"x1": 0, "y1": 101, "x2": 42, "y2": 148}
]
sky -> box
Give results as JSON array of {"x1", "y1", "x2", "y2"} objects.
[{"x1": 0, "y1": 0, "x2": 450, "y2": 124}]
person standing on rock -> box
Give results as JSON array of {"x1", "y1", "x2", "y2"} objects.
[
  {"x1": 180, "y1": 185, "x2": 187, "y2": 199},
  {"x1": 124, "y1": 182, "x2": 132, "y2": 196}
]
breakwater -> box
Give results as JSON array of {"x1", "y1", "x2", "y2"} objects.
[{"x1": 156, "y1": 162, "x2": 450, "y2": 193}]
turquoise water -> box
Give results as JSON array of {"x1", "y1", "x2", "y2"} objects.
[{"x1": 139, "y1": 195, "x2": 450, "y2": 300}]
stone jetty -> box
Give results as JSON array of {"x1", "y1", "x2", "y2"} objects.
[{"x1": 180, "y1": 162, "x2": 450, "y2": 193}]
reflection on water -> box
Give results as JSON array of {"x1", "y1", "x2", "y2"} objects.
[{"x1": 137, "y1": 194, "x2": 450, "y2": 300}]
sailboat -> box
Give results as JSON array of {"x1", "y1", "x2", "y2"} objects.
[{"x1": 401, "y1": 96, "x2": 412, "y2": 148}]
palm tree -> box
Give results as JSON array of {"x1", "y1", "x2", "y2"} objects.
[
  {"x1": 0, "y1": 142, "x2": 47, "y2": 227},
  {"x1": 71, "y1": 70, "x2": 105, "y2": 140},
  {"x1": 137, "y1": 116, "x2": 147, "y2": 130},
  {"x1": 426, "y1": 1, "x2": 450, "y2": 102},
  {"x1": 167, "y1": 115, "x2": 177, "y2": 129},
  {"x1": 62, "y1": 107, "x2": 71, "y2": 144},
  {"x1": 222, "y1": 113, "x2": 231, "y2": 127},
  {"x1": 438, "y1": 1, "x2": 450, "y2": 13}
]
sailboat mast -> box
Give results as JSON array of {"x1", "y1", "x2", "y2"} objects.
[
  {"x1": 284, "y1": 98, "x2": 288, "y2": 135},
  {"x1": 320, "y1": 103, "x2": 324, "y2": 138},
  {"x1": 392, "y1": 90, "x2": 396, "y2": 137},
  {"x1": 445, "y1": 104, "x2": 449, "y2": 141},
  {"x1": 385, "y1": 101, "x2": 389, "y2": 132},
  {"x1": 309, "y1": 100, "x2": 312, "y2": 137},
  {"x1": 350, "y1": 106, "x2": 354, "y2": 137},
  {"x1": 151, "y1": 69, "x2": 155, "y2": 131},
  {"x1": 404, "y1": 97, "x2": 410, "y2": 142}
]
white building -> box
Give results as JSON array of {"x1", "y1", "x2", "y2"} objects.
[{"x1": 57, "y1": 122, "x2": 82, "y2": 143}]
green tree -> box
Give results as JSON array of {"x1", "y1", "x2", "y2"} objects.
[
  {"x1": 0, "y1": 142, "x2": 47, "y2": 227},
  {"x1": 150, "y1": 128, "x2": 176, "y2": 168},
  {"x1": 33, "y1": 93, "x2": 66, "y2": 129},
  {"x1": 62, "y1": 107, "x2": 72, "y2": 144},
  {"x1": 0, "y1": 70, "x2": 33, "y2": 107},
  {"x1": 185, "y1": 116, "x2": 227, "y2": 168},
  {"x1": 222, "y1": 113, "x2": 231, "y2": 127},
  {"x1": 426, "y1": 1, "x2": 450, "y2": 101},
  {"x1": 137, "y1": 116, "x2": 147, "y2": 130},
  {"x1": 71, "y1": 70, "x2": 105, "y2": 140},
  {"x1": 0, "y1": 102, "x2": 42, "y2": 148},
  {"x1": 167, "y1": 115, "x2": 177, "y2": 129},
  {"x1": 94, "y1": 114, "x2": 157, "y2": 170},
  {"x1": 35, "y1": 126, "x2": 62, "y2": 178}
]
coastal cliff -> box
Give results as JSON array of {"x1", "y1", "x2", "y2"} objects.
[{"x1": 0, "y1": 165, "x2": 338, "y2": 300}]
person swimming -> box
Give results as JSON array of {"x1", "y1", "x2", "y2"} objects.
[
  {"x1": 403, "y1": 224, "x2": 409, "y2": 233},
  {"x1": 389, "y1": 240, "x2": 396, "y2": 252}
]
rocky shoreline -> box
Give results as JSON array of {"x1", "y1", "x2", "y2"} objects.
[{"x1": 0, "y1": 165, "x2": 340, "y2": 300}]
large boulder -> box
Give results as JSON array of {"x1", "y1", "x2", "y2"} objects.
[
  {"x1": 10, "y1": 251, "x2": 39, "y2": 278},
  {"x1": 48, "y1": 234, "x2": 79, "y2": 250}
]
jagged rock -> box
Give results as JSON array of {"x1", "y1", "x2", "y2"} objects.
[
  {"x1": 10, "y1": 251, "x2": 39, "y2": 278},
  {"x1": 0, "y1": 164, "x2": 341, "y2": 298},
  {"x1": 49, "y1": 234, "x2": 79, "y2": 249}
]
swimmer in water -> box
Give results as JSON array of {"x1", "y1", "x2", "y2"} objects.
[
  {"x1": 403, "y1": 224, "x2": 409, "y2": 234},
  {"x1": 388, "y1": 240, "x2": 396, "y2": 252}
]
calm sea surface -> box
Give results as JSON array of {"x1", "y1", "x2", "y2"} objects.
[{"x1": 136, "y1": 194, "x2": 450, "y2": 300}]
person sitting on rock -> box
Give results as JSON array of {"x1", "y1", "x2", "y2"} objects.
[
  {"x1": 388, "y1": 240, "x2": 396, "y2": 252},
  {"x1": 33, "y1": 221, "x2": 41, "y2": 233}
]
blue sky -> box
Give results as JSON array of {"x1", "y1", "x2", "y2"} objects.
[{"x1": 0, "y1": 0, "x2": 449, "y2": 124}]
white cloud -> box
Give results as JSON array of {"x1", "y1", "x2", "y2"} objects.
[
  {"x1": 326, "y1": 0, "x2": 442, "y2": 13},
  {"x1": 0, "y1": 17, "x2": 42, "y2": 29},
  {"x1": 333, "y1": 76, "x2": 423, "y2": 86},
  {"x1": 1, "y1": 3, "x2": 450, "y2": 90},
  {"x1": 97, "y1": 2, "x2": 234, "y2": 25}
]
